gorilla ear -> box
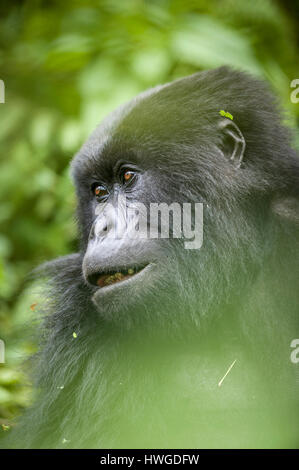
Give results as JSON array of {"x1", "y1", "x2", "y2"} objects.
[
  {"x1": 271, "y1": 197, "x2": 299, "y2": 224},
  {"x1": 218, "y1": 119, "x2": 246, "y2": 168}
]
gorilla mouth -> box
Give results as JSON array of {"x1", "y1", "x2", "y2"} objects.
[{"x1": 88, "y1": 265, "x2": 148, "y2": 288}]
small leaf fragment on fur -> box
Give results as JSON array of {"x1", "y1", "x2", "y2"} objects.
[
  {"x1": 218, "y1": 359, "x2": 237, "y2": 387},
  {"x1": 219, "y1": 110, "x2": 234, "y2": 120},
  {"x1": 1, "y1": 424, "x2": 10, "y2": 431},
  {"x1": 73, "y1": 332, "x2": 77, "y2": 338},
  {"x1": 30, "y1": 303, "x2": 38, "y2": 311}
]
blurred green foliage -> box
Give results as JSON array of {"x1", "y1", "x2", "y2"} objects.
[{"x1": 0, "y1": 0, "x2": 298, "y2": 425}]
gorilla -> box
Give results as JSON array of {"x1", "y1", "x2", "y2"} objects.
[{"x1": 2, "y1": 66, "x2": 299, "y2": 448}]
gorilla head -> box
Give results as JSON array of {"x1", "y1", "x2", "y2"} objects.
[
  {"x1": 70, "y1": 66, "x2": 299, "y2": 329},
  {"x1": 3, "y1": 66, "x2": 299, "y2": 449}
]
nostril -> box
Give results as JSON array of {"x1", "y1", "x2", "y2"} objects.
[{"x1": 94, "y1": 218, "x2": 109, "y2": 238}]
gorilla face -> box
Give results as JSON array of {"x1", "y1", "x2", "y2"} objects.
[
  {"x1": 73, "y1": 136, "x2": 197, "y2": 319},
  {"x1": 70, "y1": 66, "x2": 297, "y2": 324}
]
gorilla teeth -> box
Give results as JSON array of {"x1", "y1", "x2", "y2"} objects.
[
  {"x1": 114, "y1": 272, "x2": 123, "y2": 280},
  {"x1": 96, "y1": 268, "x2": 137, "y2": 287}
]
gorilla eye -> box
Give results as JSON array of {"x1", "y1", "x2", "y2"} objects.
[
  {"x1": 91, "y1": 183, "x2": 109, "y2": 201},
  {"x1": 121, "y1": 169, "x2": 137, "y2": 185}
]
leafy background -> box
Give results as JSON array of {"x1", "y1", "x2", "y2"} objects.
[{"x1": 0, "y1": 0, "x2": 298, "y2": 427}]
